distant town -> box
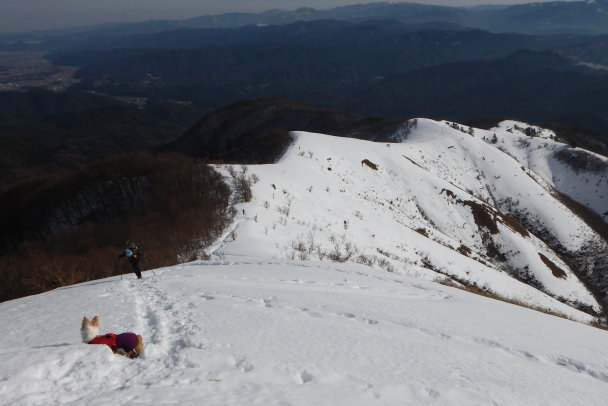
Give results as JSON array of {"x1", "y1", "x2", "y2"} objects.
[{"x1": 0, "y1": 51, "x2": 78, "y2": 91}]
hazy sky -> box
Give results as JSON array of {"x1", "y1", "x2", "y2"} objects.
[{"x1": 0, "y1": 0, "x2": 578, "y2": 33}]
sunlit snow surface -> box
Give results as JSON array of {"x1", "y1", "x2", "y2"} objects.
[
  {"x1": 216, "y1": 121, "x2": 603, "y2": 316},
  {"x1": 491, "y1": 121, "x2": 607, "y2": 219},
  {"x1": 1, "y1": 263, "x2": 607, "y2": 405},
  {"x1": 2, "y1": 119, "x2": 607, "y2": 405}
]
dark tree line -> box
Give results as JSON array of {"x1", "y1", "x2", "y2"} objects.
[{"x1": 0, "y1": 151, "x2": 232, "y2": 302}]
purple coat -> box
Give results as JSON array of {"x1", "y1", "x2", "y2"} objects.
[
  {"x1": 88, "y1": 332, "x2": 140, "y2": 358},
  {"x1": 116, "y1": 333, "x2": 139, "y2": 352}
]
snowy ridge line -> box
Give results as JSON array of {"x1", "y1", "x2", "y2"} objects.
[
  {"x1": 205, "y1": 215, "x2": 240, "y2": 260},
  {"x1": 205, "y1": 170, "x2": 253, "y2": 260},
  {"x1": 214, "y1": 119, "x2": 606, "y2": 320},
  {"x1": 180, "y1": 259, "x2": 309, "y2": 267}
]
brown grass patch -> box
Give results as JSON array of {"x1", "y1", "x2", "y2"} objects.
[
  {"x1": 463, "y1": 200, "x2": 499, "y2": 234},
  {"x1": 440, "y1": 188, "x2": 456, "y2": 199},
  {"x1": 496, "y1": 211, "x2": 530, "y2": 238},
  {"x1": 402, "y1": 155, "x2": 424, "y2": 169},
  {"x1": 588, "y1": 320, "x2": 608, "y2": 331},
  {"x1": 538, "y1": 253, "x2": 568, "y2": 279},
  {"x1": 437, "y1": 275, "x2": 608, "y2": 330},
  {"x1": 434, "y1": 277, "x2": 581, "y2": 323},
  {"x1": 415, "y1": 228, "x2": 429, "y2": 237},
  {"x1": 457, "y1": 244, "x2": 472, "y2": 256},
  {"x1": 462, "y1": 200, "x2": 529, "y2": 238},
  {"x1": 361, "y1": 159, "x2": 378, "y2": 170}
]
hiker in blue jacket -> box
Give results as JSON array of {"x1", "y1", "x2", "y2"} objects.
[{"x1": 118, "y1": 240, "x2": 143, "y2": 279}]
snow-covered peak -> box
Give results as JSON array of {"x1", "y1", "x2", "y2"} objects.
[{"x1": 214, "y1": 118, "x2": 607, "y2": 319}]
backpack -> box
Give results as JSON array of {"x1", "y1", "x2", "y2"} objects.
[{"x1": 125, "y1": 244, "x2": 143, "y2": 260}]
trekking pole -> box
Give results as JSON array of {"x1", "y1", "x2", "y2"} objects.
[{"x1": 117, "y1": 259, "x2": 124, "y2": 280}]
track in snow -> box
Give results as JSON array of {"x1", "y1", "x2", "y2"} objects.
[{"x1": 126, "y1": 273, "x2": 205, "y2": 362}]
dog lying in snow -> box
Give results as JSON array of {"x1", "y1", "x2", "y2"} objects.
[{"x1": 81, "y1": 316, "x2": 144, "y2": 359}]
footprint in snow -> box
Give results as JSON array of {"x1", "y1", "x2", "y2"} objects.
[
  {"x1": 338, "y1": 312, "x2": 379, "y2": 325},
  {"x1": 234, "y1": 357, "x2": 254, "y2": 373},
  {"x1": 297, "y1": 370, "x2": 314, "y2": 384},
  {"x1": 555, "y1": 356, "x2": 608, "y2": 382},
  {"x1": 289, "y1": 306, "x2": 322, "y2": 317},
  {"x1": 263, "y1": 297, "x2": 274, "y2": 308}
]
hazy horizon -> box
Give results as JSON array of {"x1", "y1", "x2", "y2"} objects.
[{"x1": 0, "y1": 0, "x2": 581, "y2": 34}]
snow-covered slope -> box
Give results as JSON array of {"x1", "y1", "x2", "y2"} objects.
[
  {"x1": 2, "y1": 117, "x2": 607, "y2": 405},
  {"x1": 1, "y1": 263, "x2": 607, "y2": 405},
  {"x1": 488, "y1": 120, "x2": 607, "y2": 221},
  {"x1": 215, "y1": 119, "x2": 607, "y2": 318}
]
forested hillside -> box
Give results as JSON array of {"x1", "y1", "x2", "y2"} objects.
[{"x1": 0, "y1": 152, "x2": 231, "y2": 302}]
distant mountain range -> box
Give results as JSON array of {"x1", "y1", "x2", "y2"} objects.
[
  {"x1": 33, "y1": 19, "x2": 607, "y2": 149},
  {"x1": 2, "y1": 0, "x2": 608, "y2": 39},
  {"x1": 344, "y1": 49, "x2": 608, "y2": 132},
  {"x1": 1, "y1": 2, "x2": 607, "y2": 194}
]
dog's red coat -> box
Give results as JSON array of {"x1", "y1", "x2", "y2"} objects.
[{"x1": 89, "y1": 334, "x2": 118, "y2": 350}]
